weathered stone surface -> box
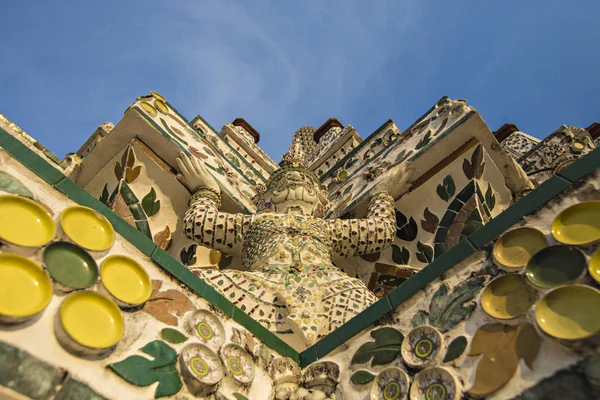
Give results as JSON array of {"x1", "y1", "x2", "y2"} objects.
[
  {"x1": 511, "y1": 356, "x2": 600, "y2": 400},
  {"x1": 55, "y1": 376, "x2": 109, "y2": 400},
  {"x1": 0, "y1": 341, "x2": 65, "y2": 400}
]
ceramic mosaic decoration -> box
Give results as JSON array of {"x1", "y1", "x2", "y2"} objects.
[{"x1": 0, "y1": 92, "x2": 599, "y2": 400}]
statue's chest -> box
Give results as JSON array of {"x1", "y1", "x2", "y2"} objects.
[{"x1": 242, "y1": 214, "x2": 332, "y2": 268}]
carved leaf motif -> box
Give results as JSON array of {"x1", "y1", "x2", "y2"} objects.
[
  {"x1": 443, "y1": 336, "x2": 468, "y2": 363},
  {"x1": 233, "y1": 394, "x2": 249, "y2": 400},
  {"x1": 415, "y1": 130, "x2": 432, "y2": 149},
  {"x1": 462, "y1": 145, "x2": 485, "y2": 179},
  {"x1": 429, "y1": 276, "x2": 487, "y2": 332},
  {"x1": 153, "y1": 226, "x2": 172, "y2": 250},
  {"x1": 142, "y1": 188, "x2": 160, "y2": 217},
  {"x1": 350, "y1": 327, "x2": 404, "y2": 366},
  {"x1": 391, "y1": 245, "x2": 410, "y2": 265},
  {"x1": 99, "y1": 183, "x2": 110, "y2": 206},
  {"x1": 416, "y1": 241, "x2": 434, "y2": 263},
  {"x1": 395, "y1": 210, "x2": 418, "y2": 242},
  {"x1": 436, "y1": 175, "x2": 456, "y2": 202},
  {"x1": 411, "y1": 310, "x2": 428, "y2": 328},
  {"x1": 351, "y1": 370, "x2": 376, "y2": 385},
  {"x1": 108, "y1": 340, "x2": 182, "y2": 399},
  {"x1": 421, "y1": 207, "x2": 439, "y2": 234},
  {"x1": 468, "y1": 323, "x2": 540, "y2": 396},
  {"x1": 433, "y1": 117, "x2": 448, "y2": 136},
  {"x1": 160, "y1": 328, "x2": 188, "y2": 344},
  {"x1": 180, "y1": 245, "x2": 197, "y2": 266},
  {"x1": 0, "y1": 171, "x2": 34, "y2": 199},
  {"x1": 114, "y1": 146, "x2": 130, "y2": 180},
  {"x1": 485, "y1": 183, "x2": 496, "y2": 211},
  {"x1": 142, "y1": 280, "x2": 195, "y2": 326},
  {"x1": 125, "y1": 165, "x2": 142, "y2": 183}
]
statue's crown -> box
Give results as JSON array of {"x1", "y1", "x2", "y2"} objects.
[{"x1": 278, "y1": 138, "x2": 306, "y2": 167}]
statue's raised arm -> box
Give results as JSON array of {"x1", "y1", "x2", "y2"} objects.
[
  {"x1": 328, "y1": 191, "x2": 396, "y2": 258},
  {"x1": 177, "y1": 152, "x2": 251, "y2": 255}
]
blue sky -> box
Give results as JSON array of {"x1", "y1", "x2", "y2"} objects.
[{"x1": 1, "y1": 1, "x2": 598, "y2": 160}]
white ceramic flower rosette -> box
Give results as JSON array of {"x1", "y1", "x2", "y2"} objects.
[
  {"x1": 409, "y1": 366, "x2": 461, "y2": 400},
  {"x1": 401, "y1": 326, "x2": 444, "y2": 369},
  {"x1": 187, "y1": 309, "x2": 226, "y2": 351},
  {"x1": 220, "y1": 343, "x2": 256, "y2": 384},
  {"x1": 370, "y1": 367, "x2": 409, "y2": 400},
  {"x1": 179, "y1": 343, "x2": 224, "y2": 396}
]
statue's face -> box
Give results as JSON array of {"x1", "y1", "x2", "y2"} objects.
[{"x1": 265, "y1": 169, "x2": 321, "y2": 216}]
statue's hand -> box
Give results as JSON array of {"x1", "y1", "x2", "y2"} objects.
[{"x1": 176, "y1": 152, "x2": 221, "y2": 193}]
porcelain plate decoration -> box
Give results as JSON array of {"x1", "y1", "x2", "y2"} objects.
[
  {"x1": 220, "y1": 343, "x2": 255, "y2": 384},
  {"x1": 402, "y1": 326, "x2": 444, "y2": 368},
  {"x1": 370, "y1": 366, "x2": 409, "y2": 400},
  {"x1": 410, "y1": 366, "x2": 461, "y2": 400},
  {"x1": 187, "y1": 309, "x2": 226, "y2": 351}
]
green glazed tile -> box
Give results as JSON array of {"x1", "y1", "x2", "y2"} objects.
[
  {"x1": 456, "y1": 181, "x2": 475, "y2": 203},
  {"x1": 0, "y1": 341, "x2": 65, "y2": 400},
  {"x1": 119, "y1": 181, "x2": 139, "y2": 206},
  {"x1": 129, "y1": 203, "x2": 146, "y2": 220},
  {"x1": 0, "y1": 127, "x2": 65, "y2": 185},
  {"x1": 135, "y1": 220, "x2": 152, "y2": 239},
  {"x1": 434, "y1": 226, "x2": 448, "y2": 241},
  {"x1": 557, "y1": 147, "x2": 600, "y2": 183},
  {"x1": 299, "y1": 346, "x2": 318, "y2": 368},
  {"x1": 440, "y1": 209, "x2": 458, "y2": 226},
  {"x1": 232, "y1": 307, "x2": 299, "y2": 363},
  {"x1": 55, "y1": 376, "x2": 108, "y2": 400},
  {"x1": 316, "y1": 297, "x2": 392, "y2": 359},
  {"x1": 468, "y1": 175, "x2": 571, "y2": 249},
  {"x1": 109, "y1": 216, "x2": 156, "y2": 256}
]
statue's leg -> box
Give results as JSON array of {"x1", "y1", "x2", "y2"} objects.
[
  {"x1": 191, "y1": 268, "x2": 290, "y2": 333},
  {"x1": 321, "y1": 273, "x2": 378, "y2": 334},
  {"x1": 282, "y1": 273, "x2": 328, "y2": 346}
]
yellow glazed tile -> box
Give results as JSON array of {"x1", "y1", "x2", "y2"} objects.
[
  {"x1": 552, "y1": 201, "x2": 600, "y2": 245},
  {"x1": 150, "y1": 91, "x2": 166, "y2": 102},
  {"x1": 60, "y1": 205, "x2": 115, "y2": 251},
  {"x1": 589, "y1": 248, "x2": 600, "y2": 284},
  {"x1": 140, "y1": 101, "x2": 157, "y2": 117},
  {"x1": 481, "y1": 274, "x2": 537, "y2": 319},
  {"x1": 60, "y1": 291, "x2": 124, "y2": 349},
  {"x1": 100, "y1": 255, "x2": 152, "y2": 306},
  {"x1": 493, "y1": 227, "x2": 547, "y2": 268},
  {"x1": 535, "y1": 284, "x2": 600, "y2": 340},
  {"x1": 0, "y1": 254, "x2": 53, "y2": 319},
  {"x1": 0, "y1": 194, "x2": 56, "y2": 247}
]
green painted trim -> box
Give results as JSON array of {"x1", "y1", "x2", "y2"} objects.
[
  {"x1": 0, "y1": 127, "x2": 64, "y2": 185},
  {"x1": 299, "y1": 345, "x2": 318, "y2": 366},
  {"x1": 314, "y1": 296, "x2": 392, "y2": 360},
  {"x1": 557, "y1": 146, "x2": 600, "y2": 183},
  {"x1": 232, "y1": 306, "x2": 300, "y2": 364}
]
